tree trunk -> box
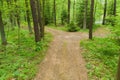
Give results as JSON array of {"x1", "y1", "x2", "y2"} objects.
[
  {"x1": 68, "y1": 0, "x2": 70, "y2": 24},
  {"x1": 14, "y1": 0, "x2": 21, "y2": 28},
  {"x1": 89, "y1": 0, "x2": 94, "y2": 39},
  {"x1": 25, "y1": 0, "x2": 33, "y2": 34},
  {"x1": 73, "y1": 0, "x2": 75, "y2": 21},
  {"x1": 7, "y1": 1, "x2": 14, "y2": 29},
  {"x1": 102, "y1": 0, "x2": 107, "y2": 25},
  {"x1": 117, "y1": 57, "x2": 120, "y2": 80},
  {"x1": 36, "y1": 0, "x2": 43, "y2": 38},
  {"x1": 16, "y1": 15, "x2": 20, "y2": 28},
  {"x1": 42, "y1": 0, "x2": 45, "y2": 37},
  {"x1": 113, "y1": 0, "x2": 116, "y2": 16},
  {"x1": 30, "y1": 0, "x2": 40, "y2": 42},
  {"x1": 83, "y1": 0, "x2": 88, "y2": 29},
  {"x1": 0, "y1": 11, "x2": 7, "y2": 45},
  {"x1": 53, "y1": 0, "x2": 56, "y2": 26}
]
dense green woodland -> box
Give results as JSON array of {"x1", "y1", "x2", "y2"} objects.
[{"x1": 0, "y1": 0, "x2": 120, "y2": 80}]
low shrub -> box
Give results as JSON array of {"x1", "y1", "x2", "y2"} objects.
[
  {"x1": 0, "y1": 28, "x2": 52, "y2": 80},
  {"x1": 67, "y1": 22, "x2": 80, "y2": 32},
  {"x1": 80, "y1": 38, "x2": 120, "y2": 80}
]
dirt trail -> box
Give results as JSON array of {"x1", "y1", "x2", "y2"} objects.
[{"x1": 34, "y1": 27, "x2": 109, "y2": 80}]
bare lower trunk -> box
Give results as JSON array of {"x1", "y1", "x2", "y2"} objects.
[
  {"x1": 30, "y1": 0, "x2": 40, "y2": 42},
  {"x1": 36, "y1": 0, "x2": 44, "y2": 38},
  {"x1": 89, "y1": 0, "x2": 94, "y2": 39},
  {"x1": 42, "y1": 0, "x2": 45, "y2": 37},
  {"x1": 102, "y1": 0, "x2": 107, "y2": 25},
  {"x1": 73, "y1": 0, "x2": 75, "y2": 21},
  {"x1": 0, "y1": 11, "x2": 7, "y2": 45},
  {"x1": 53, "y1": 0, "x2": 56, "y2": 26},
  {"x1": 113, "y1": 0, "x2": 116, "y2": 16},
  {"x1": 117, "y1": 57, "x2": 120, "y2": 80},
  {"x1": 68, "y1": 0, "x2": 70, "y2": 24},
  {"x1": 83, "y1": 0, "x2": 88, "y2": 29},
  {"x1": 25, "y1": 0, "x2": 33, "y2": 34}
]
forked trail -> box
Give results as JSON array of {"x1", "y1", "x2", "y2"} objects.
[{"x1": 34, "y1": 27, "x2": 110, "y2": 80}]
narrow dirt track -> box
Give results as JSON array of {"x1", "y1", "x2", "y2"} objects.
[
  {"x1": 34, "y1": 27, "x2": 110, "y2": 80},
  {"x1": 34, "y1": 28, "x2": 88, "y2": 80}
]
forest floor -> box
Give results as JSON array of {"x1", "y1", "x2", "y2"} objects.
[{"x1": 34, "y1": 27, "x2": 110, "y2": 80}]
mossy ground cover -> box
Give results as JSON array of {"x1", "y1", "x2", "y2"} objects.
[
  {"x1": 0, "y1": 27, "x2": 53, "y2": 80},
  {"x1": 47, "y1": 24, "x2": 103, "y2": 32},
  {"x1": 80, "y1": 38, "x2": 120, "y2": 80}
]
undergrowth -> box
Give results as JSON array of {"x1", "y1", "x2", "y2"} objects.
[
  {"x1": 0, "y1": 27, "x2": 52, "y2": 80},
  {"x1": 47, "y1": 24, "x2": 68, "y2": 31},
  {"x1": 47, "y1": 24, "x2": 104, "y2": 32},
  {"x1": 80, "y1": 38, "x2": 120, "y2": 80}
]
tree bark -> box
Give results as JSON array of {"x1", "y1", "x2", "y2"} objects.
[
  {"x1": 117, "y1": 57, "x2": 120, "y2": 80},
  {"x1": 36, "y1": 0, "x2": 44, "y2": 38},
  {"x1": 68, "y1": 0, "x2": 70, "y2": 24},
  {"x1": 25, "y1": 0, "x2": 33, "y2": 34},
  {"x1": 53, "y1": 0, "x2": 56, "y2": 26},
  {"x1": 14, "y1": 0, "x2": 20, "y2": 28},
  {"x1": 41, "y1": 0, "x2": 45, "y2": 38},
  {"x1": 30, "y1": 0, "x2": 40, "y2": 42},
  {"x1": 73, "y1": 0, "x2": 75, "y2": 21},
  {"x1": 113, "y1": 0, "x2": 116, "y2": 16},
  {"x1": 0, "y1": 11, "x2": 7, "y2": 45},
  {"x1": 83, "y1": 0, "x2": 88, "y2": 29},
  {"x1": 89, "y1": 0, "x2": 94, "y2": 39},
  {"x1": 102, "y1": 0, "x2": 107, "y2": 25}
]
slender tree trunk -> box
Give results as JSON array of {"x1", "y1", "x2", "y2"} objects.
[
  {"x1": 14, "y1": 0, "x2": 20, "y2": 28},
  {"x1": 23, "y1": 13, "x2": 27, "y2": 22},
  {"x1": 36, "y1": 0, "x2": 43, "y2": 39},
  {"x1": 102, "y1": 0, "x2": 107, "y2": 25},
  {"x1": 9, "y1": 11, "x2": 15, "y2": 30},
  {"x1": 42, "y1": 0, "x2": 45, "y2": 37},
  {"x1": 13, "y1": 15, "x2": 17, "y2": 26},
  {"x1": 113, "y1": 0, "x2": 116, "y2": 16},
  {"x1": 83, "y1": 0, "x2": 88, "y2": 29},
  {"x1": 25, "y1": 0, "x2": 33, "y2": 34},
  {"x1": 0, "y1": 11, "x2": 7, "y2": 45},
  {"x1": 73, "y1": 0, "x2": 75, "y2": 21},
  {"x1": 30, "y1": 0, "x2": 40, "y2": 42},
  {"x1": 7, "y1": 1, "x2": 14, "y2": 29},
  {"x1": 94, "y1": 0, "x2": 97, "y2": 21},
  {"x1": 42, "y1": 0, "x2": 45, "y2": 27},
  {"x1": 89, "y1": 0, "x2": 94, "y2": 39},
  {"x1": 68, "y1": 0, "x2": 70, "y2": 24},
  {"x1": 16, "y1": 15, "x2": 20, "y2": 28},
  {"x1": 117, "y1": 57, "x2": 120, "y2": 80},
  {"x1": 53, "y1": 0, "x2": 56, "y2": 26}
]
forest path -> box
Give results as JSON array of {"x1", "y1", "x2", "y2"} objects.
[{"x1": 34, "y1": 27, "x2": 110, "y2": 80}]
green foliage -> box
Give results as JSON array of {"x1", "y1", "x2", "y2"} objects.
[
  {"x1": 44, "y1": 0, "x2": 53, "y2": 25},
  {"x1": 76, "y1": 1, "x2": 84, "y2": 27},
  {"x1": 76, "y1": 0, "x2": 90, "y2": 28},
  {"x1": 67, "y1": 22, "x2": 80, "y2": 32},
  {"x1": 111, "y1": 26, "x2": 120, "y2": 41},
  {"x1": 106, "y1": 15, "x2": 116, "y2": 26},
  {"x1": 61, "y1": 9, "x2": 68, "y2": 24},
  {"x1": 109, "y1": 15, "x2": 120, "y2": 44},
  {"x1": 47, "y1": 24, "x2": 89, "y2": 32},
  {"x1": 0, "y1": 28, "x2": 52, "y2": 80},
  {"x1": 107, "y1": 0, "x2": 114, "y2": 16},
  {"x1": 80, "y1": 38, "x2": 120, "y2": 80},
  {"x1": 93, "y1": 24, "x2": 102, "y2": 30},
  {"x1": 47, "y1": 24, "x2": 68, "y2": 31}
]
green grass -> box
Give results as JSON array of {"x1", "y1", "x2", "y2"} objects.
[
  {"x1": 0, "y1": 27, "x2": 53, "y2": 80},
  {"x1": 80, "y1": 38, "x2": 120, "y2": 80},
  {"x1": 47, "y1": 24, "x2": 68, "y2": 31},
  {"x1": 47, "y1": 24, "x2": 105, "y2": 32},
  {"x1": 47, "y1": 24, "x2": 89, "y2": 32}
]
